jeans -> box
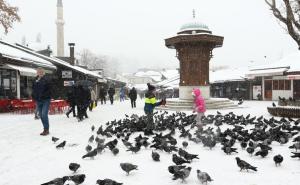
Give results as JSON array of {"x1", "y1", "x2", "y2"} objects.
[{"x1": 37, "y1": 99, "x2": 51, "y2": 129}]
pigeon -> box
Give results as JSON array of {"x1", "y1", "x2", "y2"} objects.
[
  {"x1": 235, "y1": 157, "x2": 257, "y2": 172},
  {"x1": 291, "y1": 152, "x2": 300, "y2": 159},
  {"x1": 273, "y1": 154, "x2": 283, "y2": 166},
  {"x1": 69, "y1": 174, "x2": 86, "y2": 184},
  {"x1": 82, "y1": 149, "x2": 97, "y2": 159},
  {"x1": 238, "y1": 99, "x2": 243, "y2": 105},
  {"x1": 56, "y1": 141, "x2": 66, "y2": 149},
  {"x1": 91, "y1": 125, "x2": 95, "y2": 132},
  {"x1": 172, "y1": 154, "x2": 190, "y2": 165},
  {"x1": 272, "y1": 102, "x2": 276, "y2": 107},
  {"x1": 151, "y1": 151, "x2": 160, "y2": 161},
  {"x1": 41, "y1": 176, "x2": 69, "y2": 185},
  {"x1": 96, "y1": 178, "x2": 123, "y2": 185},
  {"x1": 88, "y1": 135, "x2": 95, "y2": 143},
  {"x1": 52, "y1": 137, "x2": 59, "y2": 143},
  {"x1": 172, "y1": 166, "x2": 192, "y2": 182},
  {"x1": 120, "y1": 163, "x2": 138, "y2": 175},
  {"x1": 255, "y1": 149, "x2": 268, "y2": 158},
  {"x1": 182, "y1": 141, "x2": 188, "y2": 148},
  {"x1": 112, "y1": 148, "x2": 119, "y2": 156},
  {"x1": 197, "y1": 169, "x2": 213, "y2": 184},
  {"x1": 69, "y1": 163, "x2": 80, "y2": 173},
  {"x1": 168, "y1": 165, "x2": 186, "y2": 174},
  {"x1": 222, "y1": 146, "x2": 238, "y2": 155},
  {"x1": 246, "y1": 147, "x2": 255, "y2": 156},
  {"x1": 85, "y1": 145, "x2": 92, "y2": 152},
  {"x1": 289, "y1": 142, "x2": 300, "y2": 152}
]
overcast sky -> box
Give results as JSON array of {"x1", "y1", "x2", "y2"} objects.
[{"x1": 1, "y1": 0, "x2": 298, "y2": 72}]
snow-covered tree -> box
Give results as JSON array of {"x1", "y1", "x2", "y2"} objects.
[
  {"x1": 265, "y1": 0, "x2": 300, "y2": 49},
  {"x1": 0, "y1": 0, "x2": 20, "y2": 34}
]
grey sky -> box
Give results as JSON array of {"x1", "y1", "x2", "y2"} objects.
[{"x1": 1, "y1": 0, "x2": 298, "y2": 72}]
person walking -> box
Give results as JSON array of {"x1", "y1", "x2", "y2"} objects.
[
  {"x1": 66, "y1": 85, "x2": 76, "y2": 118},
  {"x1": 89, "y1": 88, "x2": 96, "y2": 111},
  {"x1": 129, "y1": 87, "x2": 137, "y2": 108},
  {"x1": 32, "y1": 67, "x2": 52, "y2": 136},
  {"x1": 108, "y1": 86, "x2": 115, "y2": 105},
  {"x1": 192, "y1": 88, "x2": 206, "y2": 129},
  {"x1": 119, "y1": 87, "x2": 125, "y2": 102},
  {"x1": 99, "y1": 86, "x2": 107, "y2": 104}
]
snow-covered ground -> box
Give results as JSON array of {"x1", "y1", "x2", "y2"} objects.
[{"x1": 0, "y1": 100, "x2": 299, "y2": 185}]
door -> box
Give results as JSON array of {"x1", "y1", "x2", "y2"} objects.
[
  {"x1": 293, "y1": 80, "x2": 300, "y2": 99},
  {"x1": 264, "y1": 80, "x2": 272, "y2": 100}
]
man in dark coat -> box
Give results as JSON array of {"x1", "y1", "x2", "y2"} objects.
[
  {"x1": 32, "y1": 67, "x2": 52, "y2": 136},
  {"x1": 99, "y1": 86, "x2": 107, "y2": 104},
  {"x1": 129, "y1": 87, "x2": 137, "y2": 108},
  {"x1": 108, "y1": 86, "x2": 115, "y2": 105},
  {"x1": 66, "y1": 85, "x2": 76, "y2": 118}
]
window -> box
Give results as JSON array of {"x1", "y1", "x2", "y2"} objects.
[
  {"x1": 279, "y1": 80, "x2": 284, "y2": 90},
  {"x1": 273, "y1": 80, "x2": 278, "y2": 90},
  {"x1": 285, "y1": 80, "x2": 291, "y2": 90}
]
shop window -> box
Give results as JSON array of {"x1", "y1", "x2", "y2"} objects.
[
  {"x1": 273, "y1": 80, "x2": 278, "y2": 90},
  {"x1": 285, "y1": 80, "x2": 291, "y2": 90},
  {"x1": 279, "y1": 80, "x2": 284, "y2": 90}
]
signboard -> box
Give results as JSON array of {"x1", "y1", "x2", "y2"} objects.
[
  {"x1": 3, "y1": 79, "x2": 10, "y2": 89},
  {"x1": 252, "y1": 85, "x2": 262, "y2": 100},
  {"x1": 64, "y1": 81, "x2": 74, "y2": 87},
  {"x1": 287, "y1": 75, "x2": 300, "y2": 80},
  {"x1": 62, "y1": 70, "x2": 72, "y2": 78}
]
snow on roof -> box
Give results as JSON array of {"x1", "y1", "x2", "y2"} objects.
[
  {"x1": 210, "y1": 67, "x2": 247, "y2": 83},
  {"x1": 161, "y1": 69, "x2": 179, "y2": 79},
  {"x1": 246, "y1": 68, "x2": 288, "y2": 78},
  {"x1": 156, "y1": 75, "x2": 179, "y2": 87},
  {"x1": 129, "y1": 83, "x2": 148, "y2": 91},
  {"x1": 0, "y1": 41, "x2": 56, "y2": 69},
  {"x1": 3, "y1": 42, "x2": 103, "y2": 79},
  {"x1": 249, "y1": 52, "x2": 300, "y2": 73}
]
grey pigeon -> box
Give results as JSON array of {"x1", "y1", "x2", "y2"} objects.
[
  {"x1": 69, "y1": 163, "x2": 80, "y2": 173},
  {"x1": 85, "y1": 145, "x2": 92, "y2": 152},
  {"x1": 120, "y1": 163, "x2": 138, "y2": 175},
  {"x1": 52, "y1": 136, "x2": 59, "y2": 143},
  {"x1": 41, "y1": 176, "x2": 69, "y2": 185},
  {"x1": 151, "y1": 151, "x2": 160, "y2": 161},
  {"x1": 197, "y1": 169, "x2": 213, "y2": 184},
  {"x1": 88, "y1": 135, "x2": 94, "y2": 143},
  {"x1": 56, "y1": 141, "x2": 66, "y2": 149},
  {"x1": 82, "y1": 149, "x2": 97, "y2": 159},
  {"x1": 172, "y1": 166, "x2": 192, "y2": 182},
  {"x1": 96, "y1": 178, "x2": 123, "y2": 185},
  {"x1": 235, "y1": 157, "x2": 257, "y2": 171},
  {"x1": 69, "y1": 174, "x2": 86, "y2": 184}
]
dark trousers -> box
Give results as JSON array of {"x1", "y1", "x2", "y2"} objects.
[
  {"x1": 130, "y1": 99, "x2": 136, "y2": 108},
  {"x1": 66, "y1": 104, "x2": 76, "y2": 116},
  {"x1": 100, "y1": 97, "x2": 106, "y2": 104},
  {"x1": 77, "y1": 104, "x2": 88, "y2": 120},
  {"x1": 109, "y1": 95, "x2": 114, "y2": 104}
]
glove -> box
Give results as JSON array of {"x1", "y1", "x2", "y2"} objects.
[{"x1": 160, "y1": 98, "x2": 166, "y2": 106}]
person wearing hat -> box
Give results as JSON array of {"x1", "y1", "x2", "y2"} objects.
[{"x1": 144, "y1": 83, "x2": 166, "y2": 132}]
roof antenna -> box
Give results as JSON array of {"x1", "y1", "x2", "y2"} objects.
[{"x1": 193, "y1": 9, "x2": 196, "y2": 19}]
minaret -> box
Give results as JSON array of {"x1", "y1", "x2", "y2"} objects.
[{"x1": 56, "y1": 0, "x2": 65, "y2": 56}]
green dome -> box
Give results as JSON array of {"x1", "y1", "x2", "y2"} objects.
[{"x1": 179, "y1": 21, "x2": 210, "y2": 32}]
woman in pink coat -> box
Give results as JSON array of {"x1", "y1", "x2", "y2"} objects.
[{"x1": 192, "y1": 88, "x2": 206, "y2": 128}]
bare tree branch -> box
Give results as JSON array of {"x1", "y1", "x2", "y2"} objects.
[{"x1": 0, "y1": 0, "x2": 20, "y2": 34}]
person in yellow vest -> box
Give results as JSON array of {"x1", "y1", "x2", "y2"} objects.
[{"x1": 144, "y1": 83, "x2": 166, "y2": 134}]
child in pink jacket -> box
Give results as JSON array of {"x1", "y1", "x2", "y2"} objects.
[{"x1": 192, "y1": 88, "x2": 206, "y2": 128}]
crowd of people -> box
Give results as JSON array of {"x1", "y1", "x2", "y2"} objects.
[{"x1": 32, "y1": 67, "x2": 206, "y2": 137}]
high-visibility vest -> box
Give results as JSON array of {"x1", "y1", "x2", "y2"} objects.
[{"x1": 145, "y1": 97, "x2": 156, "y2": 104}]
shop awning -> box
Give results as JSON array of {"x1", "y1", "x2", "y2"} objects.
[
  {"x1": 5, "y1": 64, "x2": 37, "y2": 77},
  {"x1": 245, "y1": 67, "x2": 288, "y2": 79}
]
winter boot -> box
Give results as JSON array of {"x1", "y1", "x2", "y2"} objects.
[{"x1": 40, "y1": 129, "x2": 49, "y2": 136}]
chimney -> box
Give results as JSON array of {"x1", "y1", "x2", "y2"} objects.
[{"x1": 68, "y1": 43, "x2": 75, "y2": 65}]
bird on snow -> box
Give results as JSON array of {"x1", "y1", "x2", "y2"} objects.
[
  {"x1": 91, "y1": 125, "x2": 95, "y2": 132},
  {"x1": 88, "y1": 135, "x2": 94, "y2": 143},
  {"x1": 69, "y1": 174, "x2": 86, "y2": 185},
  {"x1": 172, "y1": 166, "x2": 192, "y2": 182},
  {"x1": 69, "y1": 163, "x2": 80, "y2": 173},
  {"x1": 151, "y1": 151, "x2": 160, "y2": 161},
  {"x1": 85, "y1": 145, "x2": 92, "y2": 152},
  {"x1": 56, "y1": 141, "x2": 66, "y2": 149},
  {"x1": 96, "y1": 178, "x2": 123, "y2": 185},
  {"x1": 235, "y1": 157, "x2": 257, "y2": 172},
  {"x1": 172, "y1": 154, "x2": 191, "y2": 165},
  {"x1": 273, "y1": 154, "x2": 283, "y2": 166},
  {"x1": 112, "y1": 147, "x2": 119, "y2": 156},
  {"x1": 168, "y1": 165, "x2": 186, "y2": 174},
  {"x1": 120, "y1": 163, "x2": 138, "y2": 175},
  {"x1": 289, "y1": 142, "x2": 300, "y2": 152},
  {"x1": 41, "y1": 176, "x2": 69, "y2": 185},
  {"x1": 197, "y1": 169, "x2": 213, "y2": 184},
  {"x1": 182, "y1": 141, "x2": 188, "y2": 148},
  {"x1": 291, "y1": 152, "x2": 300, "y2": 159},
  {"x1": 82, "y1": 149, "x2": 97, "y2": 159},
  {"x1": 272, "y1": 102, "x2": 276, "y2": 107},
  {"x1": 52, "y1": 136, "x2": 59, "y2": 143}
]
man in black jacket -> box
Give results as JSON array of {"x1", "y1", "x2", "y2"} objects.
[
  {"x1": 108, "y1": 86, "x2": 115, "y2": 105},
  {"x1": 99, "y1": 86, "x2": 107, "y2": 104},
  {"x1": 129, "y1": 87, "x2": 137, "y2": 108},
  {"x1": 32, "y1": 68, "x2": 52, "y2": 136}
]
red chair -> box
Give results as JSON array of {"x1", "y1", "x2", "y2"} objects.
[
  {"x1": 10, "y1": 99, "x2": 24, "y2": 114},
  {"x1": 0, "y1": 99, "x2": 10, "y2": 112}
]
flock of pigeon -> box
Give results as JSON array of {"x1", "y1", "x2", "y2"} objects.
[{"x1": 42, "y1": 110, "x2": 300, "y2": 184}]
